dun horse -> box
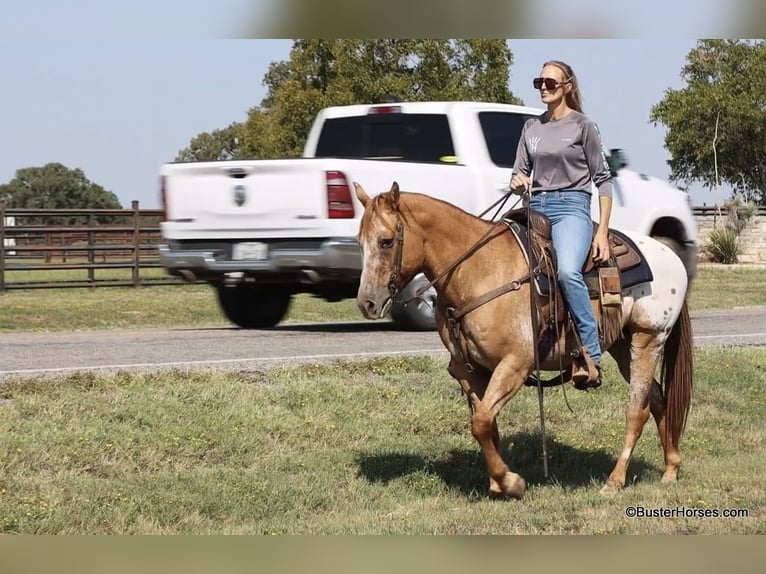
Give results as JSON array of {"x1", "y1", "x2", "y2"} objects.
[{"x1": 354, "y1": 181, "x2": 693, "y2": 498}]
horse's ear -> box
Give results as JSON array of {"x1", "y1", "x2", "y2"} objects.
[
  {"x1": 353, "y1": 182, "x2": 370, "y2": 207},
  {"x1": 386, "y1": 181, "x2": 400, "y2": 210}
]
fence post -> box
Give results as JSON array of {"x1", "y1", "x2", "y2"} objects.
[
  {"x1": 87, "y1": 212, "x2": 95, "y2": 283},
  {"x1": 132, "y1": 200, "x2": 140, "y2": 287},
  {"x1": 0, "y1": 203, "x2": 5, "y2": 293}
]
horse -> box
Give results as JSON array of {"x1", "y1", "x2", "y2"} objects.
[{"x1": 353, "y1": 181, "x2": 693, "y2": 498}]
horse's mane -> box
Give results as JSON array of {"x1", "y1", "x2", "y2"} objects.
[{"x1": 371, "y1": 191, "x2": 491, "y2": 231}]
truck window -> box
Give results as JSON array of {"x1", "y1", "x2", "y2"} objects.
[
  {"x1": 315, "y1": 114, "x2": 456, "y2": 164},
  {"x1": 478, "y1": 112, "x2": 535, "y2": 168}
]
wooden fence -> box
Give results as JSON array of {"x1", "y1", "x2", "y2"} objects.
[
  {"x1": 0, "y1": 201, "x2": 183, "y2": 291},
  {"x1": 2, "y1": 203, "x2": 765, "y2": 292}
]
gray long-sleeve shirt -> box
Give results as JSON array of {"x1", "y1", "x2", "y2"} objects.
[{"x1": 513, "y1": 111, "x2": 614, "y2": 198}]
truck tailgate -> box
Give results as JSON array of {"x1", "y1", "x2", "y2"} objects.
[{"x1": 161, "y1": 159, "x2": 338, "y2": 239}]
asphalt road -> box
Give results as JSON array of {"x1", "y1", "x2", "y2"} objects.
[{"x1": 1, "y1": 307, "x2": 765, "y2": 380}]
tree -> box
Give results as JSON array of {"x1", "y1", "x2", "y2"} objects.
[
  {"x1": 232, "y1": 39, "x2": 522, "y2": 158},
  {"x1": 175, "y1": 122, "x2": 246, "y2": 162},
  {"x1": 0, "y1": 163, "x2": 122, "y2": 224},
  {"x1": 649, "y1": 40, "x2": 766, "y2": 204},
  {"x1": 0, "y1": 163, "x2": 121, "y2": 209}
]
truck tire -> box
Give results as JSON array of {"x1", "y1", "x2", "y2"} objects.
[
  {"x1": 390, "y1": 274, "x2": 438, "y2": 331},
  {"x1": 215, "y1": 283, "x2": 292, "y2": 328}
]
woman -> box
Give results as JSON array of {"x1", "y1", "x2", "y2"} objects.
[{"x1": 510, "y1": 59, "x2": 613, "y2": 390}]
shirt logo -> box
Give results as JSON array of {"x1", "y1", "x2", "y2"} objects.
[{"x1": 528, "y1": 136, "x2": 541, "y2": 155}]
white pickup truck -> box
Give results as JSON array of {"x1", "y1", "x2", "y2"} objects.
[{"x1": 159, "y1": 101, "x2": 698, "y2": 330}]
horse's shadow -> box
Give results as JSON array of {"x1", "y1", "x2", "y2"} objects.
[{"x1": 356, "y1": 431, "x2": 659, "y2": 496}]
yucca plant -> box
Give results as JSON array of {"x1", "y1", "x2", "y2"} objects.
[{"x1": 705, "y1": 226, "x2": 741, "y2": 264}]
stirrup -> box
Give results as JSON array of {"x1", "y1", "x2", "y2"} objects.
[
  {"x1": 572, "y1": 365, "x2": 602, "y2": 390},
  {"x1": 572, "y1": 350, "x2": 602, "y2": 390}
]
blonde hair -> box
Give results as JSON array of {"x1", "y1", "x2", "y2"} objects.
[{"x1": 543, "y1": 60, "x2": 583, "y2": 113}]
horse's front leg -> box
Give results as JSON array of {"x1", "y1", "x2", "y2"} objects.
[
  {"x1": 470, "y1": 355, "x2": 530, "y2": 499},
  {"x1": 437, "y1": 310, "x2": 525, "y2": 497}
]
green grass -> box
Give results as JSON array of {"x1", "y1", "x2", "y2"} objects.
[
  {"x1": 0, "y1": 265, "x2": 763, "y2": 333},
  {"x1": 0, "y1": 286, "x2": 363, "y2": 332},
  {"x1": 689, "y1": 266, "x2": 766, "y2": 309},
  {"x1": 0, "y1": 349, "x2": 763, "y2": 534}
]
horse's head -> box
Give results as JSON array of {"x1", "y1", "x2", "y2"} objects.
[{"x1": 354, "y1": 181, "x2": 423, "y2": 320}]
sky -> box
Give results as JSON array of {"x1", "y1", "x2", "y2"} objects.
[{"x1": 0, "y1": 1, "x2": 752, "y2": 209}]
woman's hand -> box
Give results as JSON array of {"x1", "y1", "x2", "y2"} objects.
[
  {"x1": 592, "y1": 228, "x2": 611, "y2": 264},
  {"x1": 510, "y1": 173, "x2": 532, "y2": 195}
]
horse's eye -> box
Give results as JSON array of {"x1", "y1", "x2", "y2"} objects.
[{"x1": 378, "y1": 238, "x2": 394, "y2": 249}]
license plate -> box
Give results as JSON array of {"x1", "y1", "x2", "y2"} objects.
[{"x1": 232, "y1": 242, "x2": 268, "y2": 260}]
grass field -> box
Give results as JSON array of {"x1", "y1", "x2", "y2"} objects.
[
  {"x1": 0, "y1": 265, "x2": 765, "y2": 332},
  {"x1": 1, "y1": 265, "x2": 764, "y2": 534},
  {"x1": 0, "y1": 348, "x2": 763, "y2": 534}
]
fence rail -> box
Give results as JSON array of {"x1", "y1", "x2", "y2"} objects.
[
  {"x1": 692, "y1": 205, "x2": 766, "y2": 216},
  {"x1": 0, "y1": 201, "x2": 184, "y2": 292}
]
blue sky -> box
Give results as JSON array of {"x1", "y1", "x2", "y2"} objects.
[{"x1": 0, "y1": 1, "x2": 744, "y2": 208}]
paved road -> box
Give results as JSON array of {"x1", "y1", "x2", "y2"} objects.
[{"x1": 1, "y1": 307, "x2": 765, "y2": 379}]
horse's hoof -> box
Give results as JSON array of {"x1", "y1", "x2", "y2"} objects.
[
  {"x1": 599, "y1": 480, "x2": 622, "y2": 495},
  {"x1": 660, "y1": 472, "x2": 678, "y2": 484},
  {"x1": 489, "y1": 472, "x2": 527, "y2": 499}
]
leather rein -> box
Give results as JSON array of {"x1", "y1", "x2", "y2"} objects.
[{"x1": 386, "y1": 213, "x2": 532, "y2": 322}]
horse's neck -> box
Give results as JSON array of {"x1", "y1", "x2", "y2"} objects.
[{"x1": 407, "y1": 196, "x2": 519, "y2": 302}]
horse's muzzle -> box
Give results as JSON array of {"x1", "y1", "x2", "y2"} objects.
[{"x1": 357, "y1": 295, "x2": 392, "y2": 320}]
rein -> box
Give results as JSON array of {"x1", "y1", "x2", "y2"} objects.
[
  {"x1": 523, "y1": 187, "x2": 549, "y2": 481},
  {"x1": 390, "y1": 190, "x2": 522, "y2": 307}
]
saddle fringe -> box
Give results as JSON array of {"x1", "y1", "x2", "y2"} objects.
[{"x1": 599, "y1": 301, "x2": 624, "y2": 349}]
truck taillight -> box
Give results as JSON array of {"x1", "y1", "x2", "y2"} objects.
[
  {"x1": 326, "y1": 170, "x2": 355, "y2": 219},
  {"x1": 368, "y1": 105, "x2": 402, "y2": 114},
  {"x1": 160, "y1": 175, "x2": 168, "y2": 222}
]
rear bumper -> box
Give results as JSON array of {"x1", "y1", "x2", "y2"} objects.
[{"x1": 158, "y1": 237, "x2": 363, "y2": 281}]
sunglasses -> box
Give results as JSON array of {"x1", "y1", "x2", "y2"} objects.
[{"x1": 533, "y1": 77, "x2": 568, "y2": 91}]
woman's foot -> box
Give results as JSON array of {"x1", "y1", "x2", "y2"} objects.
[{"x1": 572, "y1": 354, "x2": 602, "y2": 390}]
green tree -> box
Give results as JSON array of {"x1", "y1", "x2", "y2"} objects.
[
  {"x1": 234, "y1": 39, "x2": 522, "y2": 158},
  {"x1": 0, "y1": 163, "x2": 121, "y2": 209},
  {"x1": 650, "y1": 39, "x2": 766, "y2": 204},
  {"x1": 0, "y1": 163, "x2": 121, "y2": 224},
  {"x1": 175, "y1": 122, "x2": 246, "y2": 162}
]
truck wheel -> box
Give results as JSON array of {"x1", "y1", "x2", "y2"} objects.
[
  {"x1": 215, "y1": 284, "x2": 292, "y2": 328},
  {"x1": 390, "y1": 274, "x2": 437, "y2": 331}
]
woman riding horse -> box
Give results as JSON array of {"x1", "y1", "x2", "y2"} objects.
[{"x1": 354, "y1": 180, "x2": 692, "y2": 498}]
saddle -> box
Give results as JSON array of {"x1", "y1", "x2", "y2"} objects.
[
  {"x1": 502, "y1": 207, "x2": 652, "y2": 301},
  {"x1": 502, "y1": 207, "x2": 653, "y2": 371}
]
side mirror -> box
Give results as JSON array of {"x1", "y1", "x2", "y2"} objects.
[{"x1": 607, "y1": 148, "x2": 628, "y2": 176}]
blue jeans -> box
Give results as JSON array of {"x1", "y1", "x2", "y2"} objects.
[{"x1": 529, "y1": 190, "x2": 601, "y2": 365}]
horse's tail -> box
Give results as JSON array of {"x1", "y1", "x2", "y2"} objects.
[{"x1": 660, "y1": 299, "x2": 694, "y2": 446}]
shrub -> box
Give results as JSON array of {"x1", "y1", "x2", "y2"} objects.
[{"x1": 705, "y1": 227, "x2": 741, "y2": 264}]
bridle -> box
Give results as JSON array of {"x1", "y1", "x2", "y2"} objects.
[{"x1": 386, "y1": 219, "x2": 406, "y2": 300}]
